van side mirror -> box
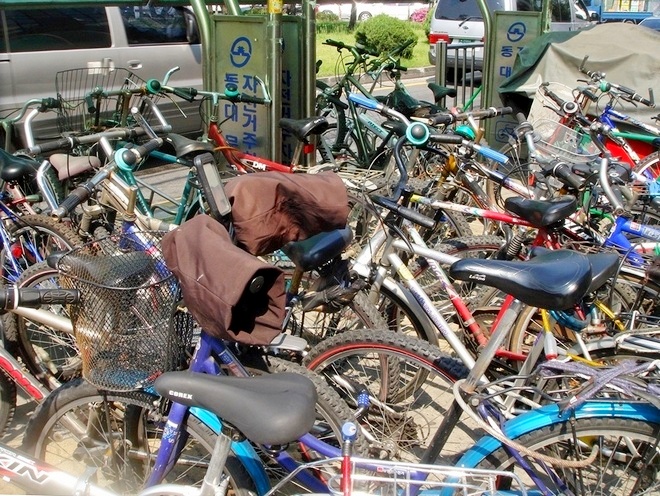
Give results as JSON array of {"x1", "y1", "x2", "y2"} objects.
[
  {"x1": 589, "y1": 11, "x2": 600, "y2": 21},
  {"x1": 184, "y1": 8, "x2": 200, "y2": 44}
]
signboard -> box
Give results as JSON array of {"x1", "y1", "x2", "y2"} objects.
[
  {"x1": 213, "y1": 15, "x2": 303, "y2": 161},
  {"x1": 484, "y1": 11, "x2": 541, "y2": 147}
]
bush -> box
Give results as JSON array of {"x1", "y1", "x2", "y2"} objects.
[
  {"x1": 316, "y1": 10, "x2": 340, "y2": 22},
  {"x1": 354, "y1": 14, "x2": 417, "y2": 58},
  {"x1": 423, "y1": 6, "x2": 433, "y2": 38}
]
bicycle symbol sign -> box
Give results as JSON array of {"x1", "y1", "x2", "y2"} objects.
[
  {"x1": 230, "y1": 37, "x2": 252, "y2": 68},
  {"x1": 506, "y1": 22, "x2": 526, "y2": 42}
]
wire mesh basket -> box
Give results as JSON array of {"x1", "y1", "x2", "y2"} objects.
[
  {"x1": 57, "y1": 231, "x2": 189, "y2": 391},
  {"x1": 55, "y1": 67, "x2": 156, "y2": 135},
  {"x1": 532, "y1": 118, "x2": 600, "y2": 164}
]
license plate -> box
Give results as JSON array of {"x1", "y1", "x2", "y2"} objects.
[{"x1": 457, "y1": 38, "x2": 472, "y2": 43}]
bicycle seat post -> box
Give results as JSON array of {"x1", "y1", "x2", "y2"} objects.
[{"x1": 198, "y1": 428, "x2": 234, "y2": 496}]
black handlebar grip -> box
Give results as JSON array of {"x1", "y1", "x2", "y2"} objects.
[
  {"x1": 52, "y1": 183, "x2": 95, "y2": 219},
  {"x1": 552, "y1": 162, "x2": 585, "y2": 191},
  {"x1": 39, "y1": 98, "x2": 61, "y2": 111},
  {"x1": 545, "y1": 89, "x2": 569, "y2": 108},
  {"x1": 14, "y1": 288, "x2": 80, "y2": 308},
  {"x1": 30, "y1": 137, "x2": 74, "y2": 155},
  {"x1": 371, "y1": 196, "x2": 436, "y2": 229},
  {"x1": 235, "y1": 94, "x2": 268, "y2": 105},
  {"x1": 428, "y1": 133, "x2": 463, "y2": 145},
  {"x1": 516, "y1": 113, "x2": 527, "y2": 124},
  {"x1": 123, "y1": 138, "x2": 163, "y2": 165},
  {"x1": 172, "y1": 87, "x2": 198, "y2": 102},
  {"x1": 429, "y1": 113, "x2": 455, "y2": 126},
  {"x1": 580, "y1": 88, "x2": 599, "y2": 102}
]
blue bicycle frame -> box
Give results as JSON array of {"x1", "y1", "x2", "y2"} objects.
[{"x1": 143, "y1": 331, "x2": 342, "y2": 494}]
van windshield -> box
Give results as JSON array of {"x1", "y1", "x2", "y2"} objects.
[
  {"x1": 433, "y1": 0, "x2": 552, "y2": 20},
  {"x1": 434, "y1": 0, "x2": 509, "y2": 20}
]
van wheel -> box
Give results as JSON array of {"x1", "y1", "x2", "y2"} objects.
[{"x1": 358, "y1": 11, "x2": 372, "y2": 21}]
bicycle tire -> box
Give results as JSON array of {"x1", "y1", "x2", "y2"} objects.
[
  {"x1": 472, "y1": 416, "x2": 660, "y2": 495},
  {"x1": 0, "y1": 213, "x2": 82, "y2": 284},
  {"x1": 263, "y1": 356, "x2": 370, "y2": 490},
  {"x1": 5, "y1": 261, "x2": 79, "y2": 390},
  {"x1": 633, "y1": 149, "x2": 660, "y2": 179},
  {"x1": 288, "y1": 289, "x2": 389, "y2": 348},
  {"x1": 21, "y1": 378, "x2": 257, "y2": 495},
  {"x1": 303, "y1": 329, "x2": 473, "y2": 464},
  {"x1": 0, "y1": 369, "x2": 16, "y2": 437}
]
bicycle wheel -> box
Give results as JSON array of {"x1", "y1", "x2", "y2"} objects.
[
  {"x1": 303, "y1": 329, "x2": 474, "y2": 464},
  {"x1": 21, "y1": 378, "x2": 256, "y2": 495},
  {"x1": 3, "y1": 261, "x2": 79, "y2": 390},
  {"x1": 633, "y1": 149, "x2": 660, "y2": 179},
  {"x1": 0, "y1": 214, "x2": 82, "y2": 283},
  {"x1": 473, "y1": 416, "x2": 660, "y2": 495},
  {"x1": 288, "y1": 289, "x2": 388, "y2": 348},
  {"x1": 485, "y1": 141, "x2": 535, "y2": 210}
]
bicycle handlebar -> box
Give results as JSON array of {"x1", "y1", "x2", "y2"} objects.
[
  {"x1": 147, "y1": 79, "x2": 271, "y2": 106},
  {"x1": 348, "y1": 93, "x2": 509, "y2": 203},
  {"x1": 578, "y1": 56, "x2": 655, "y2": 107},
  {"x1": 51, "y1": 131, "x2": 163, "y2": 220},
  {"x1": 26, "y1": 124, "x2": 170, "y2": 155},
  {"x1": 427, "y1": 106, "x2": 513, "y2": 126},
  {"x1": 0, "y1": 287, "x2": 80, "y2": 312},
  {"x1": 0, "y1": 97, "x2": 60, "y2": 126}
]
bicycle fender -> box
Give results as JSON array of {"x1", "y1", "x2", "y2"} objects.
[{"x1": 452, "y1": 401, "x2": 660, "y2": 470}]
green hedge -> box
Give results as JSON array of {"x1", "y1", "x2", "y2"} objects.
[{"x1": 354, "y1": 14, "x2": 417, "y2": 58}]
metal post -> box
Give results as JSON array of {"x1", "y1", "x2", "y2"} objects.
[
  {"x1": 480, "y1": 0, "x2": 495, "y2": 112},
  {"x1": 189, "y1": 0, "x2": 213, "y2": 91},
  {"x1": 267, "y1": 0, "x2": 283, "y2": 161},
  {"x1": 302, "y1": 0, "x2": 316, "y2": 118},
  {"x1": 434, "y1": 40, "x2": 448, "y2": 87}
]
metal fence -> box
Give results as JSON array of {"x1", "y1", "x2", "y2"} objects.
[{"x1": 433, "y1": 41, "x2": 484, "y2": 111}]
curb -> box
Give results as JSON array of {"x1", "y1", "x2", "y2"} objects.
[{"x1": 318, "y1": 65, "x2": 437, "y2": 86}]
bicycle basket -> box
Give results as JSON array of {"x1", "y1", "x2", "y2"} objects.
[
  {"x1": 55, "y1": 67, "x2": 157, "y2": 135},
  {"x1": 532, "y1": 118, "x2": 600, "y2": 164},
  {"x1": 57, "y1": 231, "x2": 189, "y2": 391},
  {"x1": 325, "y1": 457, "x2": 528, "y2": 496}
]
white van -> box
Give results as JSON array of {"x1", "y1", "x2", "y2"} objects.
[
  {"x1": 0, "y1": 4, "x2": 203, "y2": 149},
  {"x1": 428, "y1": 0, "x2": 597, "y2": 70}
]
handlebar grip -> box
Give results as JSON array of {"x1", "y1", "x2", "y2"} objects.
[
  {"x1": 429, "y1": 113, "x2": 455, "y2": 126},
  {"x1": 371, "y1": 195, "x2": 436, "y2": 229},
  {"x1": 325, "y1": 39, "x2": 345, "y2": 48},
  {"x1": 552, "y1": 161, "x2": 585, "y2": 190},
  {"x1": 473, "y1": 144, "x2": 509, "y2": 165},
  {"x1": 427, "y1": 133, "x2": 463, "y2": 145},
  {"x1": 172, "y1": 87, "x2": 198, "y2": 102},
  {"x1": 516, "y1": 112, "x2": 527, "y2": 124},
  {"x1": 39, "y1": 98, "x2": 61, "y2": 111},
  {"x1": 543, "y1": 88, "x2": 569, "y2": 109},
  {"x1": 0, "y1": 287, "x2": 80, "y2": 311},
  {"x1": 29, "y1": 137, "x2": 74, "y2": 155},
  {"x1": 233, "y1": 94, "x2": 268, "y2": 105},
  {"x1": 348, "y1": 93, "x2": 380, "y2": 110},
  {"x1": 121, "y1": 138, "x2": 163, "y2": 166},
  {"x1": 51, "y1": 183, "x2": 95, "y2": 219},
  {"x1": 579, "y1": 88, "x2": 599, "y2": 102}
]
